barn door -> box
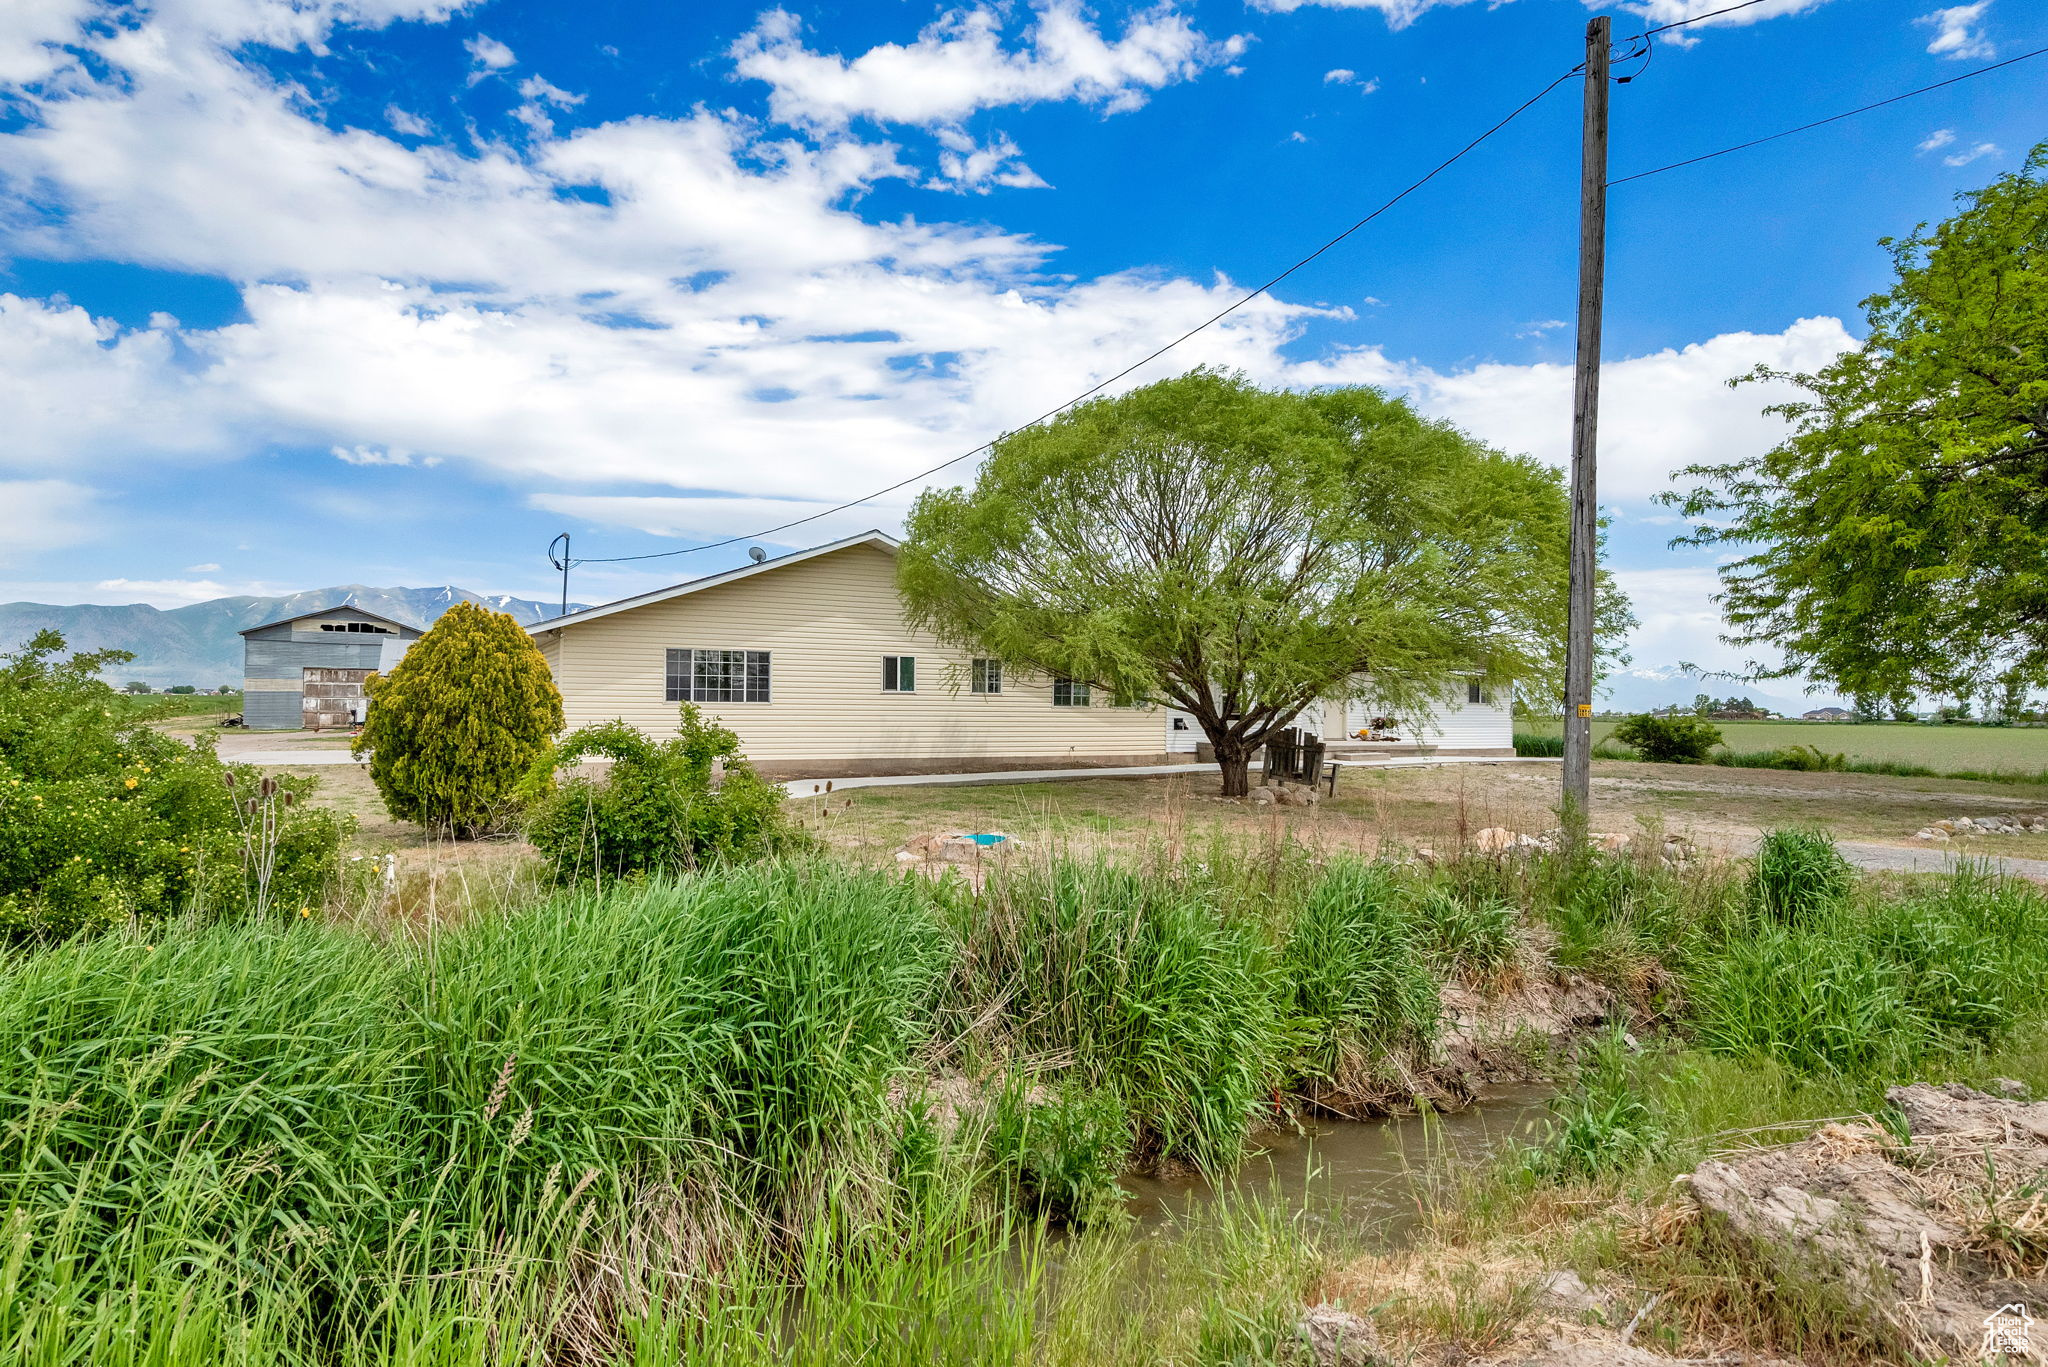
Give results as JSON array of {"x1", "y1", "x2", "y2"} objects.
[{"x1": 302, "y1": 667, "x2": 372, "y2": 730}]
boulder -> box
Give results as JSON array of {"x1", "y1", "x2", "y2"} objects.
[
  {"x1": 1250, "y1": 785, "x2": 1279, "y2": 805},
  {"x1": 1915, "y1": 827, "x2": 1949, "y2": 842},
  {"x1": 1473, "y1": 827, "x2": 1519, "y2": 854},
  {"x1": 1529, "y1": 1268, "x2": 1605, "y2": 1317},
  {"x1": 1288, "y1": 1305, "x2": 1385, "y2": 1367},
  {"x1": 1680, "y1": 1083, "x2": 2048, "y2": 1360}
]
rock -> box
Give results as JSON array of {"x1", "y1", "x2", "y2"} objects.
[
  {"x1": 1593, "y1": 832, "x2": 1631, "y2": 853},
  {"x1": 1473, "y1": 827, "x2": 1519, "y2": 853},
  {"x1": 1495, "y1": 1335, "x2": 1801, "y2": 1366},
  {"x1": 1529, "y1": 1268, "x2": 1604, "y2": 1317},
  {"x1": 1681, "y1": 1084, "x2": 2048, "y2": 1359},
  {"x1": 1289, "y1": 1304, "x2": 1385, "y2": 1367},
  {"x1": 1955, "y1": 816, "x2": 1975, "y2": 829},
  {"x1": 1915, "y1": 827, "x2": 1949, "y2": 841},
  {"x1": 1934, "y1": 819, "x2": 1957, "y2": 832},
  {"x1": 1993, "y1": 1077, "x2": 2031, "y2": 1099},
  {"x1": 1250, "y1": 785, "x2": 1278, "y2": 805}
]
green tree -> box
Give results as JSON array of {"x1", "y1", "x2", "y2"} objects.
[
  {"x1": 1671, "y1": 146, "x2": 2048, "y2": 703},
  {"x1": 897, "y1": 370, "x2": 1633, "y2": 797},
  {"x1": 353, "y1": 601, "x2": 563, "y2": 838}
]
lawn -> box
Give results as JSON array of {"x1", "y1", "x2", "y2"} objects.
[
  {"x1": 1525, "y1": 717, "x2": 2048, "y2": 776},
  {"x1": 795, "y1": 761, "x2": 2048, "y2": 865}
]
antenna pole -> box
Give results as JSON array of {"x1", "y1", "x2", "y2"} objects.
[
  {"x1": 1563, "y1": 15, "x2": 1610, "y2": 827},
  {"x1": 548, "y1": 533, "x2": 572, "y2": 617}
]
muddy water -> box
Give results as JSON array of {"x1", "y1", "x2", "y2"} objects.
[{"x1": 1121, "y1": 1084, "x2": 1556, "y2": 1247}]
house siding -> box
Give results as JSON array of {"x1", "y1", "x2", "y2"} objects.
[
  {"x1": 536, "y1": 544, "x2": 1167, "y2": 767},
  {"x1": 1329, "y1": 681, "x2": 1513, "y2": 750}
]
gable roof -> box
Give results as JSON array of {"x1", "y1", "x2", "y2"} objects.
[
  {"x1": 527, "y1": 529, "x2": 901, "y2": 634},
  {"x1": 239, "y1": 604, "x2": 421, "y2": 637}
]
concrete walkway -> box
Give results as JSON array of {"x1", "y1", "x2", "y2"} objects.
[
  {"x1": 780, "y1": 754, "x2": 1559, "y2": 798},
  {"x1": 230, "y1": 749, "x2": 361, "y2": 765}
]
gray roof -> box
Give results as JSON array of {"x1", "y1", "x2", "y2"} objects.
[{"x1": 238, "y1": 603, "x2": 421, "y2": 637}]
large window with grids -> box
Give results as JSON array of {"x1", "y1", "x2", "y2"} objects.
[
  {"x1": 1052, "y1": 677, "x2": 1090, "y2": 707},
  {"x1": 971, "y1": 658, "x2": 1002, "y2": 694},
  {"x1": 666, "y1": 648, "x2": 771, "y2": 704}
]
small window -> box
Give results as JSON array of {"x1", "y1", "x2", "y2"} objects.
[
  {"x1": 667, "y1": 648, "x2": 771, "y2": 703},
  {"x1": 1467, "y1": 680, "x2": 1490, "y2": 705},
  {"x1": 882, "y1": 655, "x2": 916, "y2": 692},
  {"x1": 970, "y1": 658, "x2": 1002, "y2": 694},
  {"x1": 1052, "y1": 677, "x2": 1090, "y2": 708}
]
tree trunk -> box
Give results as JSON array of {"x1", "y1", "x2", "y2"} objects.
[{"x1": 1214, "y1": 740, "x2": 1253, "y2": 798}]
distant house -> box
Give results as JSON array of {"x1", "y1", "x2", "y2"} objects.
[
  {"x1": 528, "y1": 530, "x2": 1511, "y2": 777},
  {"x1": 239, "y1": 606, "x2": 422, "y2": 730},
  {"x1": 1802, "y1": 706, "x2": 1852, "y2": 720}
]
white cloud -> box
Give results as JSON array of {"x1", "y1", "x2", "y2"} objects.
[
  {"x1": 333, "y1": 444, "x2": 437, "y2": 466},
  {"x1": 1943, "y1": 141, "x2": 2000, "y2": 167},
  {"x1": 1515, "y1": 318, "x2": 1568, "y2": 339},
  {"x1": 0, "y1": 0, "x2": 1860, "y2": 596},
  {"x1": 930, "y1": 128, "x2": 1049, "y2": 193},
  {"x1": 94, "y1": 577, "x2": 280, "y2": 606},
  {"x1": 1323, "y1": 67, "x2": 1355, "y2": 83},
  {"x1": 1917, "y1": 2, "x2": 1994, "y2": 60},
  {"x1": 185, "y1": 562, "x2": 223, "y2": 572},
  {"x1": 1250, "y1": 0, "x2": 1498, "y2": 30},
  {"x1": 730, "y1": 3, "x2": 1246, "y2": 129},
  {"x1": 1599, "y1": 0, "x2": 1832, "y2": 42},
  {"x1": 1917, "y1": 127, "x2": 1957, "y2": 153},
  {"x1": 385, "y1": 104, "x2": 432, "y2": 136},
  {"x1": 464, "y1": 33, "x2": 514, "y2": 71},
  {"x1": 1277, "y1": 316, "x2": 1857, "y2": 504},
  {"x1": 531, "y1": 493, "x2": 911, "y2": 549},
  {"x1": 0, "y1": 479, "x2": 98, "y2": 563}
]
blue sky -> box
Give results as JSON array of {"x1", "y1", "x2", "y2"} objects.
[{"x1": 0, "y1": 0, "x2": 2041, "y2": 689}]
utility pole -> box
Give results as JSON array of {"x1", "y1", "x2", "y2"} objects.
[
  {"x1": 548, "y1": 533, "x2": 572, "y2": 617},
  {"x1": 1562, "y1": 15, "x2": 1610, "y2": 823}
]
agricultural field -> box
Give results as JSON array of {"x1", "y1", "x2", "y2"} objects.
[{"x1": 1526, "y1": 717, "x2": 2048, "y2": 777}]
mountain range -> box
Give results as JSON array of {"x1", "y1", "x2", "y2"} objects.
[{"x1": 0, "y1": 586, "x2": 590, "y2": 688}]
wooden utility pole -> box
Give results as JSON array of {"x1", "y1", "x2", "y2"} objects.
[{"x1": 1562, "y1": 15, "x2": 1610, "y2": 821}]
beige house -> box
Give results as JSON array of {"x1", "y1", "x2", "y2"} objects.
[
  {"x1": 528, "y1": 531, "x2": 1170, "y2": 777},
  {"x1": 530, "y1": 528, "x2": 1514, "y2": 776}
]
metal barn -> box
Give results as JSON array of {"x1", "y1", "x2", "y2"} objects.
[{"x1": 238, "y1": 606, "x2": 422, "y2": 730}]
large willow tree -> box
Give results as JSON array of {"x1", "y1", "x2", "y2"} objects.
[
  {"x1": 897, "y1": 370, "x2": 1627, "y2": 797},
  {"x1": 1670, "y1": 145, "x2": 2048, "y2": 713}
]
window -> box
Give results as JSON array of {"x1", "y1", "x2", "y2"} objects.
[
  {"x1": 971, "y1": 658, "x2": 1002, "y2": 694},
  {"x1": 882, "y1": 655, "x2": 916, "y2": 692},
  {"x1": 1052, "y1": 677, "x2": 1090, "y2": 708},
  {"x1": 1467, "y1": 680, "x2": 1490, "y2": 705},
  {"x1": 666, "y1": 648, "x2": 771, "y2": 703},
  {"x1": 320, "y1": 622, "x2": 393, "y2": 634}
]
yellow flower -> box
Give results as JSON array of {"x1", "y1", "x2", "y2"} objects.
[
  {"x1": 124, "y1": 777, "x2": 139, "y2": 789},
  {"x1": 299, "y1": 908, "x2": 311, "y2": 918}
]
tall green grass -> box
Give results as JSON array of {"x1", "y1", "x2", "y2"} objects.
[{"x1": 7, "y1": 838, "x2": 2048, "y2": 1364}]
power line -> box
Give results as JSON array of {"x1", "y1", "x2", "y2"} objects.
[
  {"x1": 1631, "y1": 0, "x2": 1774, "y2": 40},
  {"x1": 1609, "y1": 45, "x2": 2048, "y2": 186},
  {"x1": 567, "y1": 65, "x2": 1583, "y2": 567}
]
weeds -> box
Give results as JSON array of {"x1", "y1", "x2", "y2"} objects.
[{"x1": 1751, "y1": 827, "x2": 1854, "y2": 925}]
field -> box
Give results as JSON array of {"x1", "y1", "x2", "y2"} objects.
[{"x1": 1525, "y1": 717, "x2": 2048, "y2": 776}]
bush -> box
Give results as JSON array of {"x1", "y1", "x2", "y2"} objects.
[
  {"x1": 1751, "y1": 828, "x2": 1853, "y2": 925},
  {"x1": 1611, "y1": 713, "x2": 1722, "y2": 763},
  {"x1": 0, "y1": 631, "x2": 346, "y2": 938},
  {"x1": 523, "y1": 705, "x2": 803, "y2": 880},
  {"x1": 354, "y1": 601, "x2": 562, "y2": 838}
]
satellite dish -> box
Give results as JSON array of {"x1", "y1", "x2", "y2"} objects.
[{"x1": 748, "y1": 546, "x2": 767, "y2": 563}]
